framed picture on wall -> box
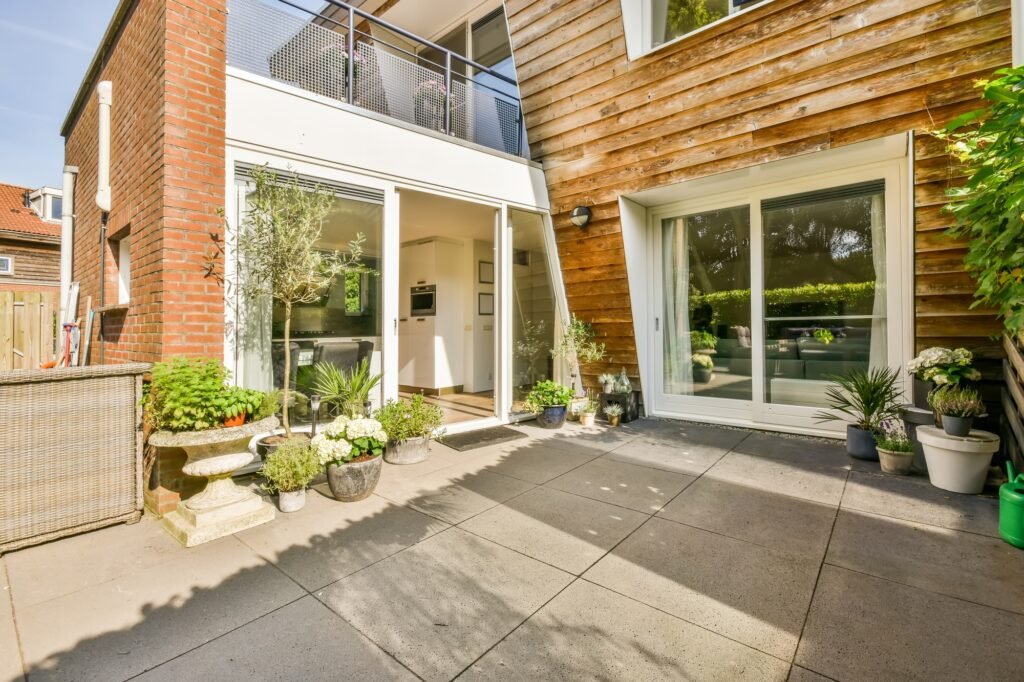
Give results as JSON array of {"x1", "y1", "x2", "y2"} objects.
[
  {"x1": 478, "y1": 261, "x2": 494, "y2": 284},
  {"x1": 478, "y1": 293, "x2": 494, "y2": 316}
]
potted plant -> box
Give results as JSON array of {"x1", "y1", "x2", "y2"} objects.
[
  {"x1": 813, "y1": 328, "x2": 834, "y2": 345},
  {"x1": 221, "y1": 385, "x2": 266, "y2": 427},
  {"x1": 815, "y1": 367, "x2": 900, "y2": 461},
  {"x1": 875, "y1": 420, "x2": 915, "y2": 475},
  {"x1": 313, "y1": 358, "x2": 382, "y2": 418},
  {"x1": 906, "y1": 346, "x2": 981, "y2": 412},
  {"x1": 525, "y1": 379, "x2": 575, "y2": 429},
  {"x1": 375, "y1": 394, "x2": 444, "y2": 465},
  {"x1": 691, "y1": 353, "x2": 714, "y2": 384},
  {"x1": 690, "y1": 330, "x2": 718, "y2": 355},
  {"x1": 236, "y1": 165, "x2": 368, "y2": 440},
  {"x1": 931, "y1": 385, "x2": 986, "y2": 437},
  {"x1": 312, "y1": 415, "x2": 387, "y2": 501},
  {"x1": 918, "y1": 425, "x2": 1000, "y2": 494},
  {"x1": 598, "y1": 373, "x2": 617, "y2": 394},
  {"x1": 578, "y1": 397, "x2": 598, "y2": 427},
  {"x1": 604, "y1": 403, "x2": 623, "y2": 427},
  {"x1": 258, "y1": 437, "x2": 321, "y2": 512},
  {"x1": 552, "y1": 314, "x2": 606, "y2": 397}
]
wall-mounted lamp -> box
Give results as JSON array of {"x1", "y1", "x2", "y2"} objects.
[{"x1": 569, "y1": 206, "x2": 592, "y2": 228}]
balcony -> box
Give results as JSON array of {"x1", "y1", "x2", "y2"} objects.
[{"x1": 226, "y1": 0, "x2": 525, "y2": 157}]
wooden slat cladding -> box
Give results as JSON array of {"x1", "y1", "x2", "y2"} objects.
[{"x1": 508, "y1": 0, "x2": 1011, "y2": 386}]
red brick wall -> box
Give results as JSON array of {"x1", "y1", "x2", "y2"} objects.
[{"x1": 63, "y1": 0, "x2": 227, "y2": 364}]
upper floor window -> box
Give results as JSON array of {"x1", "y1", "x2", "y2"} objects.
[{"x1": 623, "y1": 0, "x2": 773, "y2": 58}]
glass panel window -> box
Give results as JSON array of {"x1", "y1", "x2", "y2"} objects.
[
  {"x1": 662, "y1": 206, "x2": 751, "y2": 400},
  {"x1": 761, "y1": 181, "x2": 886, "y2": 408},
  {"x1": 649, "y1": 0, "x2": 772, "y2": 48}
]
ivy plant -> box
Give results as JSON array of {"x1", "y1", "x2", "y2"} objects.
[{"x1": 934, "y1": 67, "x2": 1024, "y2": 340}]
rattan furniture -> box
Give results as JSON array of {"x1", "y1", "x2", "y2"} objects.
[{"x1": 0, "y1": 363, "x2": 150, "y2": 553}]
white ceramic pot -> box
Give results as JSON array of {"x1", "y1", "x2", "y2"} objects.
[
  {"x1": 917, "y1": 426, "x2": 999, "y2": 494},
  {"x1": 278, "y1": 489, "x2": 306, "y2": 513}
]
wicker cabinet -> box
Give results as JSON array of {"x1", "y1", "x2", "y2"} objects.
[{"x1": 0, "y1": 363, "x2": 150, "y2": 553}]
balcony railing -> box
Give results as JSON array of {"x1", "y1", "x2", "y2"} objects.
[{"x1": 227, "y1": 0, "x2": 526, "y2": 157}]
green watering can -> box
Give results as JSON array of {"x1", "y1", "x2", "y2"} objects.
[{"x1": 1000, "y1": 462, "x2": 1024, "y2": 549}]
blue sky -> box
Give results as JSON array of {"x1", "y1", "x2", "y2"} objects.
[{"x1": 0, "y1": 1, "x2": 119, "y2": 189}]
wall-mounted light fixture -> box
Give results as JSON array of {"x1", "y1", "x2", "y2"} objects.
[{"x1": 569, "y1": 206, "x2": 592, "y2": 228}]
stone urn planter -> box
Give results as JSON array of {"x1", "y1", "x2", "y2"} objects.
[
  {"x1": 917, "y1": 426, "x2": 1000, "y2": 494},
  {"x1": 326, "y1": 456, "x2": 382, "y2": 502},
  {"x1": 846, "y1": 424, "x2": 879, "y2": 461},
  {"x1": 149, "y1": 416, "x2": 278, "y2": 546},
  {"x1": 384, "y1": 436, "x2": 430, "y2": 465}
]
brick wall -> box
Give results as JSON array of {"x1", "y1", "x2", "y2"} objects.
[{"x1": 63, "y1": 0, "x2": 227, "y2": 364}]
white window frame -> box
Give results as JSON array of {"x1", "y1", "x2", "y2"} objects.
[
  {"x1": 644, "y1": 152, "x2": 911, "y2": 436},
  {"x1": 117, "y1": 236, "x2": 131, "y2": 304},
  {"x1": 621, "y1": 0, "x2": 778, "y2": 60},
  {"x1": 0, "y1": 256, "x2": 12, "y2": 276}
]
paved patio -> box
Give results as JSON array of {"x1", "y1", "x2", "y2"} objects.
[{"x1": 2, "y1": 418, "x2": 1021, "y2": 681}]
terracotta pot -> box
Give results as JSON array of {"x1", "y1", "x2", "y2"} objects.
[
  {"x1": 877, "y1": 448, "x2": 914, "y2": 475},
  {"x1": 326, "y1": 455, "x2": 382, "y2": 502},
  {"x1": 384, "y1": 436, "x2": 430, "y2": 465},
  {"x1": 223, "y1": 412, "x2": 246, "y2": 428}
]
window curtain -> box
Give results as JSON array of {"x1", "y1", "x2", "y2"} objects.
[
  {"x1": 662, "y1": 218, "x2": 693, "y2": 395},
  {"x1": 869, "y1": 193, "x2": 887, "y2": 370}
]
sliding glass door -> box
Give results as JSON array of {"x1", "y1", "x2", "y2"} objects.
[{"x1": 652, "y1": 163, "x2": 905, "y2": 431}]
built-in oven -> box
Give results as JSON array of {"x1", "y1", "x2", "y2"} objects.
[{"x1": 410, "y1": 285, "x2": 436, "y2": 316}]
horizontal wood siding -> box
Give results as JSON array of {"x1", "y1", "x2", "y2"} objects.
[
  {"x1": 507, "y1": 0, "x2": 1012, "y2": 387},
  {"x1": 0, "y1": 238, "x2": 60, "y2": 287}
]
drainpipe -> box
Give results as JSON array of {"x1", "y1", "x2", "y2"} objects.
[
  {"x1": 96, "y1": 81, "x2": 112, "y2": 364},
  {"x1": 59, "y1": 165, "x2": 78, "y2": 324},
  {"x1": 1016, "y1": 0, "x2": 1024, "y2": 67}
]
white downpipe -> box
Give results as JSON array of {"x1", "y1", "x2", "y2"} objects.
[
  {"x1": 1015, "y1": 0, "x2": 1024, "y2": 67},
  {"x1": 59, "y1": 165, "x2": 78, "y2": 323},
  {"x1": 95, "y1": 81, "x2": 112, "y2": 212}
]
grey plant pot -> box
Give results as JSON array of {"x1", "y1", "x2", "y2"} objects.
[
  {"x1": 326, "y1": 456, "x2": 382, "y2": 502},
  {"x1": 847, "y1": 424, "x2": 879, "y2": 461},
  {"x1": 942, "y1": 415, "x2": 974, "y2": 438},
  {"x1": 278, "y1": 489, "x2": 306, "y2": 513},
  {"x1": 384, "y1": 436, "x2": 430, "y2": 465},
  {"x1": 693, "y1": 368, "x2": 713, "y2": 384},
  {"x1": 899, "y1": 404, "x2": 934, "y2": 473}
]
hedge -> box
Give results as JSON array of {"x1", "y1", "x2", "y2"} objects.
[{"x1": 690, "y1": 281, "x2": 876, "y2": 323}]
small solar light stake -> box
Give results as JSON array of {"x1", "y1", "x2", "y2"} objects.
[
  {"x1": 310, "y1": 394, "x2": 322, "y2": 437},
  {"x1": 569, "y1": 206, "x2": 592, "y2": 228}
]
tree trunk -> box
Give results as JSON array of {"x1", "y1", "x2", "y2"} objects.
[{"x1": 282, "y1": 302, "x2": 292, "y2": 437}]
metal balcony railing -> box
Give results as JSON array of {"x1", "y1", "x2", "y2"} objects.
[{"x1": 227, "y1": 0, "x2": 526, "y2": 157}]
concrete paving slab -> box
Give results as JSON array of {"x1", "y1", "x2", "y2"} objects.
[
  {"x1": 545, "y1": 456, "x2": 696, "y2": 513},
  {"x1": 462, "y1": 579, "x2": 789, "y2": 681},
  {"x1": 657, "y1": 476, "x2": 836, "y2": 560},
  {"x1": 469, "y1": 442, "x2": 600, "y2": 484},
  {"x1": 235, "y1": 492, "x2": 449, "y2": 591},
  {"x1": 603, "y1": 426, "x2": 743, "y2": 475},
  {"x1": 826, "y1": 510, "x2": 1024, "y2": 615},
  {"x1": 509, "y1": 425, "x2": 632, "y2": 457},
  {"x1": 379, "y1": 468, "x2": 535, "y2": 525},
  {"x1": 732, "y1": 432, "x2": 848, "y2": 470},
  {"x1": 705, "y1": 453, "x2": 847, "y2": 506},
  {"x1": 584, "y1": 517, "x2": 819, "y2": 660},
  {"x1": 138, "y1": 596, "x2": 415, "y2": 681},
  {"x1": 841, "y1": 471, "x2": 1000, "y2": 537},
  {"x1": 16, "y1": 536, "x2": 304, "y2": 682},
  {"x1": 4, "y1": 518, "x2": 182, "y2": 610},
  {"x1": 796, "y1": 565, "x2": 1024, "y2": 682},
  {"x1": 459, "y1": 486, "x2": 648, "y2": 574},
  {"x1": 787, "y1": 666, "x2": 832, "y2": 681},
  {"x1": 318, "y1": 527, "x2": 572, "y2": 682},
  {"x1": 1, "y1": 562, "x2": 24, "y2": 682}
]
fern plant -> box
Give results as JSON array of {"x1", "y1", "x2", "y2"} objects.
[{"x1": 814, "y1": 367, "x2": 901, "y2": 431}]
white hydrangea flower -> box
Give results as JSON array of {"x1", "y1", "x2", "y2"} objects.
[{"x1": 322, "y1": 415, "x2": 351, "y2": 438}]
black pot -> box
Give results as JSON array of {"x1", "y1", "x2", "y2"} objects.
[
  {"x1": 899, "y1": 405, "x2": 933, "y2": 472},
  {"x1": 846, "y1": 424, "x2": 879, "y2": 461},
  {"x1": 693, "y1": 368, "x2": 713, "y2": 384},
  {"x1": 536, "y1": 404, "x2": 568, "y2": 429},
  {"x1": 913, "y1": 378, "x2": 933, "y2": 410},
  {"x1": 942, "y1": 415, "x2": 974, "y2": 437}
]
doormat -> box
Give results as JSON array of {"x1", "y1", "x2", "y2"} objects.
[{"x1": 442, "y1": 426, "x2": 528, "y2": 452}]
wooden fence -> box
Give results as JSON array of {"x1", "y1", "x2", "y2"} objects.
[
  {"x1": 0, "y1": 291, "x2": 57, "y2": 371},
  {"x1": 1003, "y1": 334, "x2": 1024, "y2": 470}
]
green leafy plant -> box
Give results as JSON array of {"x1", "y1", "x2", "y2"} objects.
[
  {"x1": 579, "y1": 397, "x2": 599, "y2": 415},
  {"x1": 813, "y1": 328, "x2": 834, "y2": 345},
  {"x1": 258, "y1": 438, "x2": 321, "y2": 493},
  {"x1": 236, "y1": 165, "x2": 369, "y2": 436},
  {"x1": 252, "y1": 389, "x2": 281, "y2": 422},
  {"x1": 374, "y1": 394, "x2": 444, "y2": 443},
  {"x1": 145, "y1": 358, "x2": 231, "y2": 432},
  {"x1": 933, "y1": 67, "x2": 1024, "y2": 339},
  {"x1": 524, "y1": 380, "x2": 574, "y2": 412},
  {"x1": 876, "y1": 420, "x2": 913, "y2": 453},
  {"x1": 221, "y1": 386, "x2": 265, "y2": 421},
  {"x1": 603, "y1": 403, "x2": 624, "y2": 417},
  {"x1": 312, "y1": 416, "x2": 387, "y2": 465},
  {"x1": 552, "y1": 314, "x2": 606, "y2": 393},
  {"x1": 691, "y1": 353, "x2": 714, "y2": 370},
  {"x1": 312, "y1": 358, "x2": 382, "y2": 418},
  {"x1": 931, "y1": 385, "x2": 986, "y2": 418},
  {"x1": 689, "y1": 330, "x2": 717, "y2": 351},
  {"x1": 814, "y1": 367, "x2": 901, "y2": 431}
]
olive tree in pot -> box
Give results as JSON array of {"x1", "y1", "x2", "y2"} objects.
[
  {"x1": 525, "y1": 380, "x2": 575, "y2": 429},
  {"x1": 258, "y1": 438, "x2": 321, "y2": 512},
  {"x1": 552, "y1": 314, "x2": 606, "y2": 398},
  {"x1": 815, "y1": 367, "x2": 900, "y2": 461},
  {"x1": 235, "y1": 165, "x2": 367, "y2": 445},
  {"x1": 312, "y1": 415, "x2": 387, "y2": 501},
  {"x1": 375, "y1": 394, "x2": 445, "y2": 465}
]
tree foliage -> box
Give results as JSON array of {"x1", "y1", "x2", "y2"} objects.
[{"x1": 934, "y1": 67, "x2": 1024, "y2": 339}]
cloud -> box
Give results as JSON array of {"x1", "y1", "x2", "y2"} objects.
[{"x1": 0, "y1": 18, "x2": 93, "y2": 52}]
